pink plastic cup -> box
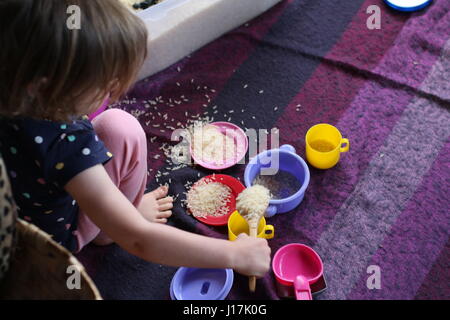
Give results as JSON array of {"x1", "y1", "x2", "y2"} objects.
[{"x1": 272, "y1": 243, "x2": 324, "y2": 300}]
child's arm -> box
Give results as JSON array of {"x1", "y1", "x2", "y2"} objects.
[{"x1": 65, "y1": 164, "x2": 271, "y2": 277}]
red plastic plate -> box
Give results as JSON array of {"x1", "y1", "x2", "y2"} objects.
[{"x1": 189, "y1": 174, "x2": 245, "y2": 226}]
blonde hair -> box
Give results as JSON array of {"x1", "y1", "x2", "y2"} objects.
[{"x1": 0, "y1": 0, "x2": 148, "y2": 121}]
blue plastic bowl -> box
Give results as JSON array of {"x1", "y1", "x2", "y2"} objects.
[
  {"x1": 170, "y1": 267, "x2": 234, "y2": 300},
  {"x1": 244, "y1": 144, "x2": 310, "y2": 218}
]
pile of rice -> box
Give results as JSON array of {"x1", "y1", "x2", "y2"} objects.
[
  {"x1": 236, "y1": 185, "x2": 271, "y2": 221},
  {"x1": 186, "y1": 177, "x2": 232, "y2": 218},
  {"x1": 191, "y1": 123, "x2": 237, "y2": 165}
]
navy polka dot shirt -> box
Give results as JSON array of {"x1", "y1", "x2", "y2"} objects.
[{"x1": 0, "y1": 116, "x2": 112, "y2": 252}]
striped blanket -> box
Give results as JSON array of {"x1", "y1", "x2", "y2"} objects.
[{"x1": 77, "y1": 0, "x2": 450, "y2": 300}]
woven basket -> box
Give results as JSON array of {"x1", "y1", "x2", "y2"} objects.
[
  {"x1": 0, "y1": 156, "x2": 15, "y2": 282},
  {"x1": 0, "y1": 218, "x2": 102, "y2": 300}
]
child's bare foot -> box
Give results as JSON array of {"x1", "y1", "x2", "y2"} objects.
[
  {"x1": 92, "y1": 187, "x2": 172, "y2": 247},
  {"x1": 138, "y1": 186, "x2": 173, "y2": 223}
]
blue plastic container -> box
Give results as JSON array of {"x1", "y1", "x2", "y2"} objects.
[
  {"x1": 170, "y1": 267, "x2": 234, "y2": 300},
  {"x1": 244, "y1": 144, "x2": 310, "y2": 218}
]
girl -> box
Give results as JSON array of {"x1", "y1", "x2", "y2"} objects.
[{"x1": 0, "y1": 0, "x2": 270, "y2": 279}]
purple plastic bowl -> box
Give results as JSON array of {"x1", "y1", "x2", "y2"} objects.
[
  {"x1": 170, "y1": 267, "x2": 234, "y2": 300},
  {"x1": 244, "y1": 144, "x2": 310, "y2": 218}
]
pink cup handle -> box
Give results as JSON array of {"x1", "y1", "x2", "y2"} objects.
[{"x1": 294, "y1": 275, "x2": 312, "y2": 300}]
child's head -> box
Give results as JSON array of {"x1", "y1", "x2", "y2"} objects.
[{"x1": 0, "y1": 0, "x2": 148, "y2": 121}]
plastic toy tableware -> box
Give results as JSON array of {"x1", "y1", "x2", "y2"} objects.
[
  {"x1": 244, "y1": 144, "x2": 310, "y2": 218},
  {"x1": 275, "y1": 272, "x2": 327, "y2": 299},
  {"x1": 227, "y1": 211, "x2": 274, "y2": 241},
  {"x1": 170, "y1": 267, "x2": 234, "y2": 300},
  {"x1": 384, "y1": 0, "x2": 432, "y2": 12},
  {"x1": 272, "y1": 244, "x2": 324, "y2": 300},
  {"x1": 189, "y1": 174, "x2": 245, "y2": 226},
  {"x1": 305, "y1": 123, "x2": 350, "y2": 170},
  {"x1": 190, "y1": 122, "x2": 248, "y2": 170}
]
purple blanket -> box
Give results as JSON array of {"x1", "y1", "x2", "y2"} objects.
[{"x1": 77, "y1": 0, "x2": 450, "y2": 300}]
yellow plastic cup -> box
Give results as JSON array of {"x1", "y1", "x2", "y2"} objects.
[
  {"x1": 305, "y1": 124, "x2": 350, "y2": 169},
  {"x1": 227, "y1": 211, "x2": 274, "y2": 241}
]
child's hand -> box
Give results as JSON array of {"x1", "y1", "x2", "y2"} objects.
[{"x1": 231, "y1": 233, "x2": 271, "y2": 277}]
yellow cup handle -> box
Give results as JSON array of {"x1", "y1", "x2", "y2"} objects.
[
  {"x1": 263, "y1": 225, "x2": 275, "y2": 239},
  {"x1": 340, "y1": 138, "x2": 350, "y2": 153}
]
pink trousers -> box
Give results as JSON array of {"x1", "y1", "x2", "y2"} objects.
[{"x1": 75, "y1": 109, "x2": 148, "y2": 252}]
